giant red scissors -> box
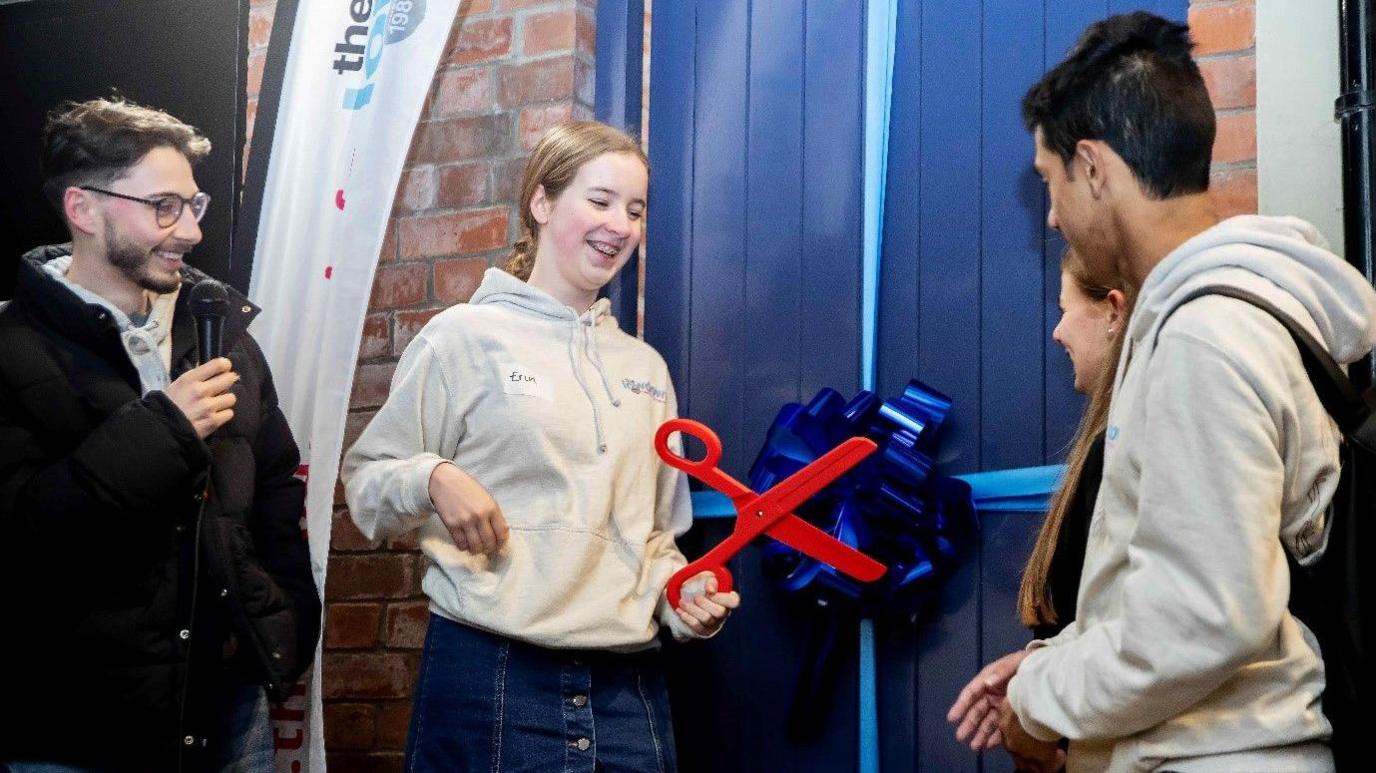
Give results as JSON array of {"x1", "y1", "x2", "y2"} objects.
[{"x1": 655, "y1": 418, "x2": 887, "y2": 609}]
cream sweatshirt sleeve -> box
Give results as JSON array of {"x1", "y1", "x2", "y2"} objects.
[
  {"x1": 342, "y1": 335, "x2": 466, "y2": 541},
  {"x1": 1008, "y1": 330, "x2": 1290, "y2": 742},
  {"x1": 649, "y1": 378, "x2": 711, "y2": 642}
]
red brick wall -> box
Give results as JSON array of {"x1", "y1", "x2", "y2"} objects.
[
  {"x1": 1191, "y1": 0, "x2": 1257, "y2": 216},
  {"x1": 244, "y1": 0, "x2": 273, "y2": 177},
  {"x1": 242, "y1": 1, "x2": 596, "y2": 770}
]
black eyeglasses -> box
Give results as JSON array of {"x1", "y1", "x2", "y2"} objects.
[{"x1": 80, "y1": 186, "x2": 211, "y2": 228}]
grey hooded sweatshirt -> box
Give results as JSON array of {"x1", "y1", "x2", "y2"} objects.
[
  {"x1": 1008, "y1": 216, "x2": 1376, "y2": 772},
  {"x1": 342, "y1": 268, "x2": 698, "y2": 649}
]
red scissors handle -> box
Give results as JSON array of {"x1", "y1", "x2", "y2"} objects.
[
  {"x1": 666, "y1": 532, "x2": 754, "y2": 609},
  {"x1": 655, "y1": 419, "x2": 755, "y2": 502}
]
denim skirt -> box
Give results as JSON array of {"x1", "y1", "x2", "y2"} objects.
[{"x1": 406, "y1": 613, "x2": 678, "y2": 773}]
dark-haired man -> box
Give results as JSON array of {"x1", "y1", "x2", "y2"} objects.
[
  {"x1": 949, "y1": 12, "x2": 1376, "y2": 772},
  {"x1": 0, "y1": 98, "x2": 320, "y2": 771}
]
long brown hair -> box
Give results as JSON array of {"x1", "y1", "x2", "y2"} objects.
[
  {"x1": 1017, "y1": 246, "x2": 1129, "y2": 628},
  {"x1": 503, "y1": 121, "x2": 649, "y2": 281}
]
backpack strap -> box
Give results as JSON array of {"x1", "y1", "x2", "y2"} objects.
[{"x1": 1156, "y1": 285, "x2": 1376, "y2": 452}]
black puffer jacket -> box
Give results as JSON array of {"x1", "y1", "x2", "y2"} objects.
[{"x1": 0, "y1": 246, "x2": 321, "y2": 770}]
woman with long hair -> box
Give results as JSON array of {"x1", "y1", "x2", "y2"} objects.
[
  {"x1": 1020, "y1": 246, "x2": 1129, "y2": 639},
  {"x1": 948, "y1": 245, "x2": 1128, "y2": 771}
]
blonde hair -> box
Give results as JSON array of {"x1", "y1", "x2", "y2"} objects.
[
  {"x1": 503, "y1": 121, "x2": 649, "y2": 281},
  {"x1": 1017, "y1": 246, "x2": 1130, "y2": 628}
]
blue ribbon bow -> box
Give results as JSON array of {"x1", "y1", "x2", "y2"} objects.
[{"x1": 748, "y1": 380, "x2": 976, "y2": 617}]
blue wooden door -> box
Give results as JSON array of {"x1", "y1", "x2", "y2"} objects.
[
  {"x1": 647, "y1": 2, "x2": 867, "y2": 770},
  {"x1": 642, "y1": 2, "x2": 1187, "y2": 770},
  {"x1": 646, "y1": 0, "x2": 866, "y2": 480},
  {"x1": 875, "y1": 2, "x2": 1186, "y2": 769}
]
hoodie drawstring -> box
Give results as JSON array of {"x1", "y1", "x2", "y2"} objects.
[
  {"x1": 584, "y1": 320, "x2": 622, "y2": 409},
  {"x1": 566, "y1": 322, "x2": 606, "y2": 453},
  {"x1": 567, "y1": 314, "x2": 622, "y2": 454}
]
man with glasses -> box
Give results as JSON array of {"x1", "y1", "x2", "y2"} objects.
[{"x1": 0, "y1": 97, "x2": 319, "y2": 771}]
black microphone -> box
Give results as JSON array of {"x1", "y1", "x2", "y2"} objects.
[{"x1": 189, "y1": 279, "x2": 229, "y2": 365}]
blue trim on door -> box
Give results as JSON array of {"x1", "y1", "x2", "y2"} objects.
[
  {"x1": 594, "y1": 0, "x2": 645, "y2": 330},
  {"x1": 860, "y1": 1, "x2": 900, "y2": 770}
]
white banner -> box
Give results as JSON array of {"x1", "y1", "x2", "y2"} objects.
[{"x1": 246, "y1": 1, "x2": 465, "y2": 769}]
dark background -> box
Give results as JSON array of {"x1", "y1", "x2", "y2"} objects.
[{"x1": 0, "y1": 0, "x2": 247, "y2": 300}]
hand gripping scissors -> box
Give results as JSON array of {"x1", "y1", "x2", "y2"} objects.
[{"x1": 655, "y1": 418, "x2": 888, "y2": 609}]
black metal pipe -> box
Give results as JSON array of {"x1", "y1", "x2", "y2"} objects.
[{"x1": 1337, "y1": 0, "x2": 1376, "y2": 389}]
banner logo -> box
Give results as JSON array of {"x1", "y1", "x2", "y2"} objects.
[
  {"x1": 252, "y1": 0, "x2": 462, "y2": 765},
  {"x1": 331, "y1": 0, "x2": 429, "y2": 111}
]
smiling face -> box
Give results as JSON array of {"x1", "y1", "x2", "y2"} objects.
[
  {"x1": 527, "y1": 151, "x2": 648, "y2": 310},
  {"x1": 1052, "y1": 269, "x2": 1119, "y2": 395},
  {"x1": 90, "y1": 146, "x2": 203, "y2": 294}
]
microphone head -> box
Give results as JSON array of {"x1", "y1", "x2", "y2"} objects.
[{"x1": 189, "y1": 279, "x2": 229, "y2": 319}]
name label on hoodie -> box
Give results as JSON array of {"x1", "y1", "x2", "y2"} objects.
[{"x1": 497, "y1": 360, "x2": 552, "y2": 400}]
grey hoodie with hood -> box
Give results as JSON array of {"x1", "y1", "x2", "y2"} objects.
[
  {"x1": 343, "y1": 268, "x2": 699, "y2": 649},
  {"x1": 1007, "y1": 216, "x2": 1376, "y2": 772}
]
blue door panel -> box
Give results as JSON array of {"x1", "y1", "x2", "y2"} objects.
[
  {"x1": 648, "y1": 1, "x2": 867, "y2": 770},
  {"x1": 876, "y1": 0, "x2": 925, "y2": 406},
  {"x1": 981, "y1": 511, "x2": 1044, "y2": 670},
  {"x1": 642, "y1": 0, "x2": 694, "y2": 397},
  {"x1": 977, "y1": 510, "x2": 1047, "y2": 773},
  {"x1": 906, "y1": 2, "x2": 985, "y2": 769},
  {"x1": 980, "y1": 0, "x2": 1054, "y2": 473},
  {"x1": 665, "y1": 520, "x2": 860, "y2": 772},
  {"x1": 745, "y1": 0, "x2": 809, "y2": 453},
  {"x1": 800, "y1": 0, "x2": 865, "y2": 403},
  {"x1": 642, "y1": 2, "x2": 1189, "y2": 770},
  {"x1": 688, "y1": 0, "x2": 752, "y2": 475},
  {"x1": 876, "y1": 3, "x2": 1186, "y2": 767}
]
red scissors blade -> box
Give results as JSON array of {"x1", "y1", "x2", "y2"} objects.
[
  {"x1": 750, "y1": 436, "x2": 877, "y2": 521},
  {"x1": 765, "y1": 515, "x2": 886, "y2": 582}
]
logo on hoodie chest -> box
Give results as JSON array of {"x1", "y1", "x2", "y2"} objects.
[
  {"x1": 496, "y1": 360, "x2": 552, "y2": 400},
  {"x1": 621, "y1": 378, "x2": 667, "y2": 403}
]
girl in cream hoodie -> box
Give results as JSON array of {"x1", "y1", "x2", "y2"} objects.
[{"x1": 343, "y1": 122, "x2": 738, "y2": 771}]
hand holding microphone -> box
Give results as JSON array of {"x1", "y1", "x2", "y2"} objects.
[{"x1": 167, "y1": 280, "x2": 238, "y2": 438}]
